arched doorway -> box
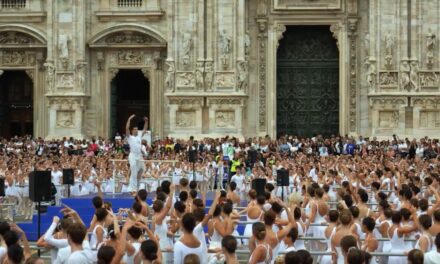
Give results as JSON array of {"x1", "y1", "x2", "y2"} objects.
[
  {"x1": 110, "y1": 69, "x2": 150, "y2": 137},
  {"x1": 0, "y1": 71, "x2": 33, "y2": 138},
  {"x1": 276, "y1": 26, "x2": 339, "y2": 137}
]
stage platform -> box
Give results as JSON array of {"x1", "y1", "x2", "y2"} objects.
[{"x1": 17, "y1": 192, "x2": 248, "y2": 241}]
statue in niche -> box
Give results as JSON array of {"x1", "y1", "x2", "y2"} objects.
[
  {"x1": 237, "y1": 61, "x2": 248, "y2": 91},
  {"x1": 44, "y1": 62, "x2": 55, "y2": 92},
  {"x1": 366, "y1": 62, "x2": 376, "y2": 92},
  {"x1": 58, "y1": 32, "x2": 69, "y2": 59},
  {"x1": 384, "y1": 32, "x2": 394, "y2": 67},
  {"x1": 410, "y1": 61, "x2": 419, "y2": 91},
  {"x1": 364, "y1": 32, "x2": 370, "y2": 58},
  {"x1": 400, "y1": 61, "x2": 410, "y2": 91},
  {"x1": 181, "y1": 30, "x2": 192, "y2": 67},
  {"x1": 165, "y1": 62, "x2": 175, "y2": 92},
  {"x1": 244, "y1": 32, "x2": 251, "y2": 56},
  {"x1": 426, "y1": 29, "x2": 436, "y2": 68},
  {"x1": 195, "y1": 62, "x2": 204, "y2": 90},
  {"x1": 76, "y1": 63, "x2": 86, "y2": 92},
  {"x1": 204, "y1": 62, "x2": 214, "y2": 91},
  {"x1": 219, "y1": 30, "x2": 231, "y2": 68}
]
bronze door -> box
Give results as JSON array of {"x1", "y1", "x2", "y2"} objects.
[{"x1": 277, "y1": 26, "x2": 339, "y2": 137}]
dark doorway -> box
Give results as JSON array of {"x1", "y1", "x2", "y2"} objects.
[
  {"x1": 0, "y1": 71, "x2": 33, "y2": 138},
  {"x1": 110, "y1": 69, "x2": 150, "y2": 137},
  {"x1": 277, "y1": 26, "x2": 339, "y2": 137}
]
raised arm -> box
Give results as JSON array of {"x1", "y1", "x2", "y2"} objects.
[{"x1": 126, "y1": 114, "x2": 135, "y2": 136}]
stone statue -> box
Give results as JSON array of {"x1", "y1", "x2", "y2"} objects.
[
  {"x1": 410, "y1": 61, "x2": 419, "y2": 91},
  {"x1": 385, "y1": 32, "x2": 394, "y2": 67},
  {"x1": 165, "y1": 61, "x2": 175, "y2": 92},
  {"x1": 204, "y1": 62, "x2": 214, "y2": 91},
  {"x1": 244, "y1": 32, "x2": 251, "y2": 56},
  {"x1": 366, "y1": 62, "x2": 376, "y2": 92},
  {"x1": 237, "y1": 61, "x2": 248, "y2": 91},
  {"x1": 76, "y1": 63, "x2": 86, "y2": 92},
  {"x1": 426, "y1": 29, "x2": 436, "y2": 68},
  {"x1": 58, "y1": 33, "x2": 69, "y2": 59},
  {"x1": 181, "y1": 30, "x2": 192, "y2": 67},
  {"x1": 44, "y1": 62, "x2": 55, "y2": 92},
  {"x1": 219, "y1": 30, "x2": 231, "y2": 68},
  {"x1": 364, "y1": 32, "x2": 370, "y2": 58},
  {"x1": 195, "y1": 62, "x2": 204, "y2": 90},
  {"x1": 400, "y1": 61, "x2": 410, "y2": 91}
]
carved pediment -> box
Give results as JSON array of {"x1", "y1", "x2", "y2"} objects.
[
  {"x1": 0, "y1": 31, "x2": 37, "y2": 44},
  {"x1": 103, "y1": 31, "x2": 156, "y2": 45}
]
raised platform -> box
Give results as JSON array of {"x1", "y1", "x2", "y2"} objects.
[{"x1": 18, "y1": 192, "x2": 246, "y2": 241}]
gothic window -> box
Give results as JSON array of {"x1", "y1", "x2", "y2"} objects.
[
  {"x1": 117, "y1": 0, "x2": 142, "y2": 8},
  {"x1": 1, "y1": 0, "x2": 26, "y2": 9}
]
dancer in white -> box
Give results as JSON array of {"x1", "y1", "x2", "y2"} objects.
[{"x1": 126, "y1": 114, "x2": 148, "y2": 193}]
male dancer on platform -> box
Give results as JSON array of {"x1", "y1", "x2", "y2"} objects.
[{"x1": 126, "y1": 114, "x2": 148, "y2": 193}]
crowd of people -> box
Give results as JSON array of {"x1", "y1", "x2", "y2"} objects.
[{"x1": 1, "y1": 132, "x2": 440, "y2": 263}]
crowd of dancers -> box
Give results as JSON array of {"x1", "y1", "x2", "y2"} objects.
[{"x1": 1, "y1": 133, "x2": 440, "y2": 263}]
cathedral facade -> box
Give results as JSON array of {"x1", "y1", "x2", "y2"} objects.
[{"x1": 0, "y1": 0, "x2": 438, "y2": 139}]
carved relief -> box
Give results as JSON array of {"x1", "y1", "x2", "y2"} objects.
[
  {"x1": 44, "y1": 62, "x2": 55, "y2": 92},
  {"x1": 56, "y1": 111, "x2": 75, "y2": 128},
  {"x1": 274, "y1": 0, "x2": 341, "y2": 10},
  {"x1": 347, "y1": 18, "x2": 358, "y2": 132},
  {"x1": 275, "y1": 24, "x2": 286, "y2": 48},
  {"x1": 237, "y1": 61, "x2": 248, "y2": 91},
  {"x1": 215, "y1": 73, "x2": 235, "y2": 88},
  {"x1": 118, "y1": 50, "x2": 142, "y2": 64},
  {"x1": 25, "y1": 70, "x2": 34, "y2": 82},
  {"x1": 109, "y1": 53, "x2": 117, "y2": 67},
  {"x1": 384, "y1": 32, "x2": 394, "y2": 68},
  {"x1": 3, "y1": 51, "x2": 26, "y2": 65},
  {"x1": 419, "y1": 72, "x2": 439, "y2": 88},
  {"x1": 165, "y1": 61, "x2": 175, "y2": 91},
  {"x1": 168, "y1": 97, "x2": 203, "y2": 106},
  {"x1": 96, "y1": 52, "x2": 105, "y2": 71},
  {"x1": 215, "y1": 111, "x2": 235, "y2": 128},
  {"x1": 257, "y1": 0, "x2": 267, "y2": 16},
  {"x1": 204, "y1": 61, "x2": 214, "y2": 91},
  {"x1": 195, "y1": 62, "x2": 204, "y2": 90},
  {"x1": 176, "y1": 111, "x2": 195, "y2": 128},
  {"x1": 104, "y1": 32, "x2": 154, "y2": 45},
  {"x1": 378, "y1": 111, "x2": 399, "y2": 128},
  {"x1": 181, "y1": 30, "x2": 192, "y2": 68},
  {"x1": 379, "y1": 72, "x2": 398, "y2": 87},
  {"x1": 57, "y1": 74, "x2": 74, "y2": 87},
  {"x1": 426, "y1": 29, "x2": 436, "y2": 68},
  {"x1": 176, "y1": 73, "x2": 195, "y2": 87},
  {"x1": 27, "y1": 53, "x2": 36, "y2": 66},
  {"x1": 420, "y1": 111, "x2": 440, "y2": 128},
  {"x1": 219, "y1": 29, "x2": 231, "y2": 69},
  {"x1": 0, "y1": 32, "x2": 36, "y2": 44},
  {"x1": 109, "y1": 68, "x2": 119, "y2": 80},
  {"x1": 257, "y1": 19, "x2": 268, "y2": 129},
  {"x1": 329, "y1": 24, "x2": 340, "y2": 49}
]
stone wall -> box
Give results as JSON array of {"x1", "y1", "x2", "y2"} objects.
[{"x1": 0, "y1": 0, "x2": 438, "y2": 139}]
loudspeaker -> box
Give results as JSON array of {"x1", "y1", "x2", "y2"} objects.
[
  {"x1": 0, "y1": 178, "x2": 4, "y2": 197},
  {"x1": 252, "y1": 178, "x2": 267, "y2": 196},
  {"x1": 248, "y1": 149, "x2": 258, "y2": 164},
  {"x1": 63, "y1": 169, "x2": 74, "y2": 185},
  {"x1": 188, "y1": 149, "x2": 197, "y2": 163},
  {"x1": 277, "y1": 169, "x2": 289, "y2": 187},
  {"x1": 29, "y1": 171, "x2": 52, "y2": 202}
]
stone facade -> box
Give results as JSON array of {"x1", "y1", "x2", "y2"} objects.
[{"x1": 0, "y1": 0, "x2": 439, "y2": 139}]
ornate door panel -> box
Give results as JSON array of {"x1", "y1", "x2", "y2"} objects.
[{"x1": 277, "y1": 26, "x2": 339, "y2": 137}]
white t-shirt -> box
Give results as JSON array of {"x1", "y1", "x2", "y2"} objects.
[
  {"x1": 173, "y1": 240, "x2": 204, "y2": 264},
  {"x1": 127, "y1": 134, "x2": 142, "y2": 156},
  {"x1": 0, "y1": 246, "x2": 6, "y2": 262},
  {"x1": 231, "y1": 174, "x2": 245, "y2": 191},
  {"x1": 67, "y1": 250, "x2": 95, "y2": 264},
  {"x1": 424, "y1": 250, "x2": 440, "y2": 264},
  {"x1": 52, "y1": 170, "x2": 63, "y2": 185}
]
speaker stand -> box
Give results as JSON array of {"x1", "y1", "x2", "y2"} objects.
[
  {"x1": 37, "y1": 201, "x2": 41, "y2": 257},
  {"x1": 192, "y1": 162, "x2": 195, "y2": 182},
  {"x1": 281, "y1": 186, "x2": 284, "y2": 202},
  {"x1": 67, "y1": 184, "x2": 71, "y2": 198}
]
